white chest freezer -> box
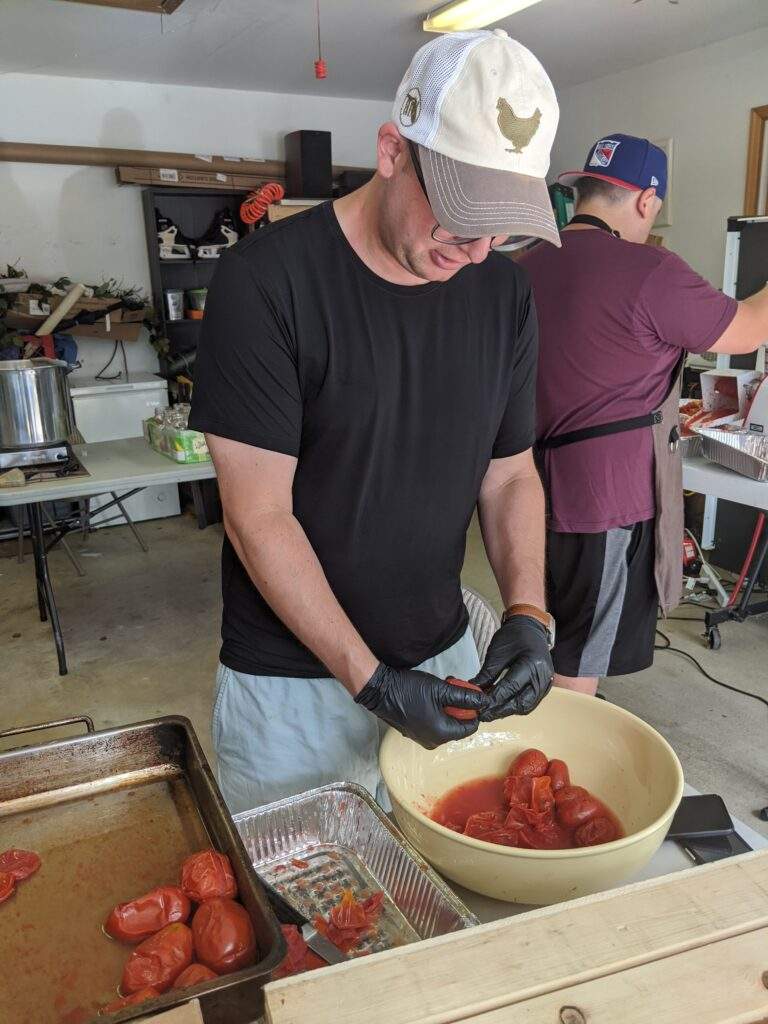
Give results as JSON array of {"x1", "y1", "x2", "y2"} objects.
[{"x1": 69, "y1": 373, "x2": 181, "y2": 525}]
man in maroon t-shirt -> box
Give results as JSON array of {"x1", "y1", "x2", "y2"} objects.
[{"x1": 520, "y1": 133, "x2": 768, "y2": 695}]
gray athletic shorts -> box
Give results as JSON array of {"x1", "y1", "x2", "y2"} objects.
[
  {"x1": 546, "y1": 519, "x2": 658, "y2": 678},
  {"x1": 212, "y1": 627, "x2": 481, "y2": 815}
]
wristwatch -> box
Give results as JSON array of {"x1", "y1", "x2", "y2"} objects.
[{"x1": 501, "y1": 603, "x2": 556, "y2": 650}]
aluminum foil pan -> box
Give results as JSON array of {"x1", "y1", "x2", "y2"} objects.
[
  {"x1": 700, "y1": 425, "x2": 768, "y2": 481},
  {"x1": 234, "y1": 782, "x2": 477, "y2": 958},
  {"x1": 679, "y1": 434, "x2": 702, "y2": 459}
]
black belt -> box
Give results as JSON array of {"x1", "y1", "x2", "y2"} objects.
[{"x1": 538, "y1": 410, "x2": 663, "y2": 450}]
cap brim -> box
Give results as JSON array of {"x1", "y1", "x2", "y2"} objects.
[
  {"x1": 557, "y1": 170, "x2": 641, "y2": 191},
  {"x1": 419, "y1": 145, "x2": 560, "y2": 248}
]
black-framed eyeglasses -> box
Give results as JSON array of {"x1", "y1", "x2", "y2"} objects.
[{"x1": 407, "y1": 141, "x2": 528, "y2": 251}]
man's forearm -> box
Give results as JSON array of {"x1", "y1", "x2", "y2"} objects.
[
  {"x1": 224, "y1": 507, "x2": 378, "y2": 695},
  {"x1": 478, "y1": 467, "x2": 546, "y2": 610}
]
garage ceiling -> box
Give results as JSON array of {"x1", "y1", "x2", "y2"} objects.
[{"x1": 2, "y1": 0, "x2": 768, "y2": 99}]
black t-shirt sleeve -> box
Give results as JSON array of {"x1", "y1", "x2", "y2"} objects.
[
  {"x1": 490, "y1": 284, "x2": 538, "y2": 459},
  {"x1": 188, "y1": 250, "x2": 302, "y2": 456}
]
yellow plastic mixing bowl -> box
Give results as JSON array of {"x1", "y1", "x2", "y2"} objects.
[{"x1": 380, "y1": 688, "x2": 684, "y2": 904}]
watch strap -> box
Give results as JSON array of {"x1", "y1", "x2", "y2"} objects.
[{"x1": 502, "y1": 603, "x2": 551, "y2": 629}]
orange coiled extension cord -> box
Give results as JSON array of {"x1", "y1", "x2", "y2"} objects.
[{"x1": 240, "y1": 182, "x2": 286, "y2": 225}]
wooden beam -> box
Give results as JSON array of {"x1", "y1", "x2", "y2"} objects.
[
  {"x1": 60, "y1": 0, "x2": 186, "y2": 13},
  {"x1": 0, "y1": 142, "x2": 283, "y2": 178},
  {"x1": 743, "y1": 104, "x2": 768, "y2": 217},
  {"x1": 0, "y1": 141, "x2": 373, "y2": 188},
  {"x1": 264, "y1": 850, "x2": 768, "y2": 1024}
]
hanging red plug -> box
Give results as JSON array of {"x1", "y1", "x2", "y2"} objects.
[{"x1": 314, "y1": 0, "x2": 326, "y2": 79}]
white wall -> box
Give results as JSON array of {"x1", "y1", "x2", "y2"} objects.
[
  {"x1": 550, "y1": 26, "x2": 768, "y2": 287},
  {"x1": 0, "y1": 74, "x2": 390, "y2": 375}
]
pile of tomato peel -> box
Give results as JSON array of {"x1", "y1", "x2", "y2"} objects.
[
  {"x1": 314, "y1": 889, "x2": 384, "y2": 952},
  {"x1": 273, "y1": 888, "x2": 385, "y2": 979},
  {"x1": 432, "y1": 748, "x2": 622, "y2": 851},
  {"x1": 0, "y1": 847, "x2": 41, "y2": 904},
  {"x1": 99, "y1": 848, "x2": 256, "y2": 1015}
]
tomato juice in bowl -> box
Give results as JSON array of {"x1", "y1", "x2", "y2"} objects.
[{"x1": 380, "y1": 688, "x2": 683, "y2": 905}]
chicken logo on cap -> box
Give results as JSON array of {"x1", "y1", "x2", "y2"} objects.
[{"x1": 496, "y1": 98, "x2": 542, "y2": 154}]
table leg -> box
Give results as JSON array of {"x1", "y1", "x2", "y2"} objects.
[
  {"x1": 28, "y1": 502, "x2": 68, "y2": 676},
  {"x1": 110, "y1": 492, "x2": 149, "y2": 553},
  {"x1": 27, "y1": 505, "x2": 47, "y2": 622}
]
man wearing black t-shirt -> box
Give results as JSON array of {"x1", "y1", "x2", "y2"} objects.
[{"x1": 190, "y1": 29, "x2": 562, "y2": 813}]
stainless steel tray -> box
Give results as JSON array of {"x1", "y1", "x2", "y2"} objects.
[
  {"x1": 234, "y1": 782, "x2": 477, "y2": 957},
  {"x1": 701, "y1": 426, "x2": 768, "y2": 481},
  {"x1": 0, "y1": 716, "x2": 285, "y2": 1024}
]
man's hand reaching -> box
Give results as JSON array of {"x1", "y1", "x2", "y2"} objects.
[
  {"x1": 472, "y1": 615, "x2": 553, "y2": 721},
  {"x1": 355, "y1": 664, "x2": 491, "y2": 749}
]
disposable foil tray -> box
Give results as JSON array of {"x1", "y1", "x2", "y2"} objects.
[
  {"x1": 234, "y1": 782, "x2": 477, "y2": 957},
  {"x1": 679, "y1": 434, "x2": 702, "y2": 459},
  {"x1": 701, "y1": 425, "x2": 768, "y2": 482}
]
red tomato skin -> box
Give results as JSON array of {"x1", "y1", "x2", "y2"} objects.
[
  {"x1": 172, "y1": 964, "x2": 219, "y2": 989},
  {"x1": 0, "y1": 871, "x2": 15, "y2": 904},
  {"x1": 181, "y1": 850, "x2": 237, "y2": 902},
  {"x1": 508, "y1": 749, "x2": 549, "y2": 779},
  {"x1": 100, "y1": 987, "x2": 160, "y2": 1015},
  {"x1": 0, "y1": 848, "x2": 41, "y2": 881},
  {"x1": 444, "y1": 677, "x2": 483, "y2": 720},
  {"x1": 105, "y1": 886, "x2": 191, "y2": 943},
  {"x1": 547, "y1": 759, "x2": 570, "y2": 792},
  {"x1": 192, "y1": 897, "x2": 257, "y2": 975},
  {"x1": 574, "y1": 817, "x2": 618, "y2": 847},
  {"x1": 121, "y1": 922, "x2": 194, "y2": 994},
  {"x1": 531, "y1": 775, "x2": 555, "y2": 813}
]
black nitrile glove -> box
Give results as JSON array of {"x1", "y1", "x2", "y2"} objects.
[
  {"x1": 472, "y1": 615, "x2": 553, "y2": 721},
  {"x1": 355, "y1": 664, "x2": 490, "y2": 749}
]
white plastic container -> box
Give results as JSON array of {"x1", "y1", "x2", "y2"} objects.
[{"x1": 69, "y1": 373, "x2": 180, "y2": 524}]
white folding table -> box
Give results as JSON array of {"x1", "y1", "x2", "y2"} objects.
[
  {"x1": 0, "y1": 438, "x2": 217, "y2": 675},
  {"x1": 682, "y1": 454, "x2": 768, "y2": 649}
]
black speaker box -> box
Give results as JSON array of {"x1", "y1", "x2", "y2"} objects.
[{"x1": 284, "y1": 130, "x2": 333, "y2": 198}]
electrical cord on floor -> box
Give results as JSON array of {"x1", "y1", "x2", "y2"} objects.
[{"x1": 655, "y1": 627, "x2": 768, "y2": 711}]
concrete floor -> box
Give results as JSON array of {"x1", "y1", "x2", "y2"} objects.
[{"x1": 2, "y1": 512, "x2": 767, "y2": 835}]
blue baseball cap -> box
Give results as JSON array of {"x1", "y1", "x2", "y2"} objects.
[{"x1": 558, "y1": 133, "x2": 667, "y2": 199}]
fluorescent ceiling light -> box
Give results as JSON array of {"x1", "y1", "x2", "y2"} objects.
[{"x1": 423, "y1": 0, "x2": 544, "y2": 33}]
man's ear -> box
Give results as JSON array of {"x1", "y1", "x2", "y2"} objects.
[
  {"x1": 377, "y1": 122, "x2": 407, "y2": 180},
  {"x1": 636, "y1": 187, "x2": 659, "y2": 221}
]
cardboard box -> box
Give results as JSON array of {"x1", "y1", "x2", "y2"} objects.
[
  {"x1": 116, "y1": 165, "x2": 284, "y2": 192},
  {"x1": 266, "y1": 202, "x2": 317, "y2": 222},
  {"x1": 14, "y1": 292, "x2": 148, "y2": 323},
  {"x1": 69, "y1": 321, "x2": 143, "y2": 342},
  {"x1": 701, "y1": 368, "x2": 762, "y2": 417},
  {"x1": 13, "y1": 293, "x2": 51, "y2": 316},
  {"x1": 144, "y1": 418, "x2": 211, "y2": 463}
]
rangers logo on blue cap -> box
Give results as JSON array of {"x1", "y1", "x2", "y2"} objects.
[{"x1": 589, "y1": 139, "x2": 621, "y2": 168}]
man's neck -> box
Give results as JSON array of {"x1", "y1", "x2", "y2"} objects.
[
  {"x1": 565, "y1": 203, "x2": 619, "y2": 233},
  {"x1": 333, "y1": 183, "x2": 426, "y2": 286}
]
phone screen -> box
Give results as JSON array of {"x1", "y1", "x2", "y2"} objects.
[{"x1": 667, "y1": 795, "x2": 734, "y2": 839}]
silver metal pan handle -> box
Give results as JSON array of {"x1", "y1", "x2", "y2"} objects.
[{"x1": 0, "y1": 715, "x2": 95, "y2": 740}]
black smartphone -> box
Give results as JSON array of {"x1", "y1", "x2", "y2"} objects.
[
  {"x1": 681, "y1": 833, "x2": 752, "y2": 865},
  {"x1": 667, "y1": 794, "x2": 734, "y2": 839}
]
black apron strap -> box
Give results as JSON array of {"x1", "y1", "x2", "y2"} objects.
[{"x1": 539, "y1": 410, "x2": 662, "y2": 450}]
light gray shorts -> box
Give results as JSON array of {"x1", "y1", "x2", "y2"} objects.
[{"x1": 212, "y1": 627, "x2": 481, "y2": 815}]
